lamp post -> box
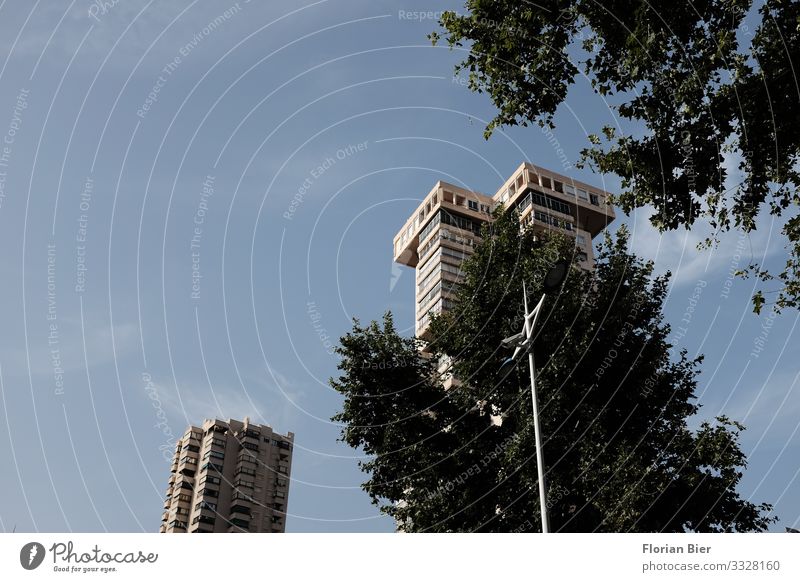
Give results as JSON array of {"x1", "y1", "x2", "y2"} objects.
[{"x1": 500, "y1": 260, "x2": 569, "y2": 533}]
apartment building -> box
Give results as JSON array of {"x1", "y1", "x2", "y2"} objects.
[
  {"x1": 160, "y1": 417, "x2": 293, "y2": 533},
  {"x1": 393, "y1": 162, "x2": 616, "y2": 340}
]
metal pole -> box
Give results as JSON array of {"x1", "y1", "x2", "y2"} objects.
[
  {"x1": 528, "y1": 348, "x2": 549, "y2": 533},
  {"x1": 523, "y1": 287, "x2": 549, "y2": 533}
]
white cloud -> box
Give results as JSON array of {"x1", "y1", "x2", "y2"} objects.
[{"x1": 625, "y1": 204, "x2": 788, "y2": 289}]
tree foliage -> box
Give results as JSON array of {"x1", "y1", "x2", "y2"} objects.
[
  {"x1": 431, "y1": 0, "x2": 800, "y2": 312},
  {"x1": 331, "y1": 209, "x2": 776, "y2": 532}
]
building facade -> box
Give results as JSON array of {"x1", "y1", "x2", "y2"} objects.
[
  {"x1": 160, "y1": 417, "x2": 293, "y2": 533},
  {"x1": 393, "y1": 162, "x2": 616, "y2": 340}
]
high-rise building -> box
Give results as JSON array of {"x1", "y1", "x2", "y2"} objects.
[
  {"x1": 160, "y1": 417, "x2": 293, "y2": 533},
  {"x1": 393, "y1": 162, "x2": 616, "y2": 340}
]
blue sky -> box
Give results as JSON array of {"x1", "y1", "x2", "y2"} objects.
[{"x1": 0, "y1": 0, "x2": 797, "y2": 533}]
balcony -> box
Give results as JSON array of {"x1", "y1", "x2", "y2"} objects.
[
  {"x1": 228, "y1": 518, "x2": 250, "y2": 532},
  {"x1": 230, "y1": 502, "x2": 252, "y2": 518}
]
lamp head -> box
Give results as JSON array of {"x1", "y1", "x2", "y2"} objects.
[{"x1": 542, "y1": 259, "x2": 570, "y2": 294}]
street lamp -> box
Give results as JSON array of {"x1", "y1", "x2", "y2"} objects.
[{"x1": 500, "y1": 260, "x2": 569, "y2": 533}]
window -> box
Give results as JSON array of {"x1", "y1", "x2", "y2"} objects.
[
  {"x1": 242, "y1": 441, "x2": 259, "y2": 451},
  {"x1": 517, "y1": 192, "x2": 532, "y2": 212},
  {"x1": 553, "y1": 180, "x2": 563, "y2": 193},
  {"x1": 169, "y1": 520, "x2": 187, "y2": 530},
  {"x1": 195, "y1": 500, "x2": 217, "y2": 512},
  {"x1": 177, "y1": 493, "x2": 192, "y2": 502},
  {"x1": 276, "y1": 479, "x2": 288, "y2": 487},
  {"x1": 576, "y1": 235, "x2": 587, "y2": 247},
  {"x1": 201, "y1": 488, "x2": 219, "y2": 498},
  {"x1": 577, "y1": 188, "x2": 589, "y2": 201},
  {"x1": 182, "y1": 444, "x2": 200, "y2": 453},
  {"x1": 175, "y1": 507, "x2": 189, "y2": 515},
  {"x1": 236, "y1": 466, "x2": 256, "y2": 477},
  {"x1": 577, "y1": 251, "x2": 588, "y2": 262},
  {"x1": 590, "y1": 193, "x2": 599, "y2": 206},
  {"x1": 563, "y1": 184, "x2": 575, "y2": 197},
  {"x1": 480, "y1": 204, "x2": 490, "y2": 213},
  {"x1": 468, "y1": 200, "x2": 478, "y2": 211},
  {"x1": 230, "y1": 518, "x2": 249, "y2": 528},
  {"x1": 278, "y1": 466, "x2": 288, "y2": 474},
  {"x1": 235, "y1": 478, "x2": 254, "y2": 489},
  {"x1": 540, "y1": 176, "x2": 552, "y2": 189}
]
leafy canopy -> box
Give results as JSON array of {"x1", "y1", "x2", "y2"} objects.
[
  {"x1": 331, "y1": 209, "x2": 775, "y2": 532},
  {"x1": 431, "y1": 0, "x2": 800, "y2": 312}
]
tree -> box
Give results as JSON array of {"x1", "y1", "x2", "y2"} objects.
[
  {"x1": 430, "y1": 0, "x2": 800, "y2": 312},
  {"x1": 331, "y1": 209, "x2": 776, "y2": 531}
]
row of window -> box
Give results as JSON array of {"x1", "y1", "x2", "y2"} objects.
[
  {"x1": 418, "y1": 261, "x2": 465, "y2": 294},
  {"x1": 466, "y1": 199, "x2": 491, "y2": 213},
  {"x1": 533, "y1": 211, "x2": 574, "y2": 231},
  {"x1": 417, "y1": 297, "x2": 455, "y2": 330},
  {"x1": 192, "y1": 515, "x2": 216, "y2": 526},
  {"x1": 418, "y1": 244, "x2": 471, "y2": 281},
  {"x1": 199, "y1": 474, "x2": 220, "y2": 487},
  {"x1": 497, "y1": 170, "x2": 602, "y2": 208},
  {"x1": 417, "y1": 281, "x2": 442, "y2": 310},
  {"x1": 195, "y1": 500, "x2": 217, "y2": 512},
  {"x1": 419, "y1": 210, "x2": 484, "y2": 245},
  {"x1": 519, "y1": 190, "x2": 573, "y2": 217},
  {"x1": 418, "y1": 228, "x2": 477, "y2": 263}
]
